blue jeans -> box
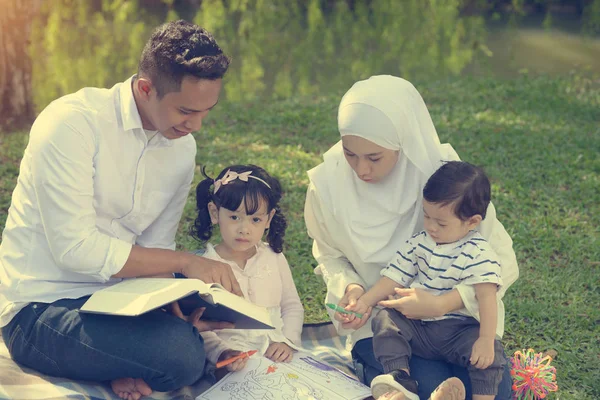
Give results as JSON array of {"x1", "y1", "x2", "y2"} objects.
[
  {"x1": 352, "y1": 338, "x2": 513, "y2": 400},
  {"x1": 1, "y1": 296, "x2": 207, "y2": 391}
]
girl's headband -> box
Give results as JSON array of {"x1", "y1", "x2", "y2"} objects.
[{"x1": 213, "y1": 170, "x2": 271, "y2": 193}]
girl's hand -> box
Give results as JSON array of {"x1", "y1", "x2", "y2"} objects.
[
  {"x1": 378, "y1": 287, "x2": 444, "y2": 319},
  {"x1": 470, "y1": 337, "x2": 495, "y2": 369},
  {"x1": 218, "y1": 349, "x2": 249, "y2": 372},
  {"x1": 265, "y1": 342, "x2": 294, "y2": 363},
  {"x1": 167, "y1": 302, "x2": 234, "y2": 332},
  {"x1": 336, "y1": 284, "x2": 372, "y2": 330}
]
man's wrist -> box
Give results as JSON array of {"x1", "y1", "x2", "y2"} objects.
[{"x1": 178, "y1": 251, "x2": 195, "y2": 277}]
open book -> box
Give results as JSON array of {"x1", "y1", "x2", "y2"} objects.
[
  {"x1": 196, "y1": 352, "x2": 371, "y2": 400},
  {"x1": 80, "y1": 278, "x2": 274, "y2": 330}
]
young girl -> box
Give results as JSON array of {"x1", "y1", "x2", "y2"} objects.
[{"x1": 191, "y1": 164, "x2": 304, "y2": 373}]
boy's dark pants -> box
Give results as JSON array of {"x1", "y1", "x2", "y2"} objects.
[{"x1": 372, "y1": 309, "x2": 506, "y2": 396}]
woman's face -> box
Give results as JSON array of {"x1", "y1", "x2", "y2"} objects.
[{"x1": 341, "y1": 135, "x2": 400, "y2": 183}]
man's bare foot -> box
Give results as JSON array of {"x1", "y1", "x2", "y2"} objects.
[
  {"x1": 111, "y1": 377, "x2": 153, "y2": 400},
  {"x1": 429, "y1": 377, "x2": 466, "y2": 400}
]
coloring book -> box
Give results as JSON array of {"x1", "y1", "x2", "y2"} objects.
[{"x1": 196, "y1": 352, "x2": 371, "y2": 400}]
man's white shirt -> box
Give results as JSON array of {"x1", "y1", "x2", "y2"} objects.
[{"x1": 0, "y1": 76, "x2": 196, "y2": 327}]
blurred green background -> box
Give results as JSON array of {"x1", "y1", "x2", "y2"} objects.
[
  {"x1": 25, "y1": 0, "x2": 600, "y2": 109},
  {"x1": 1, "y1": 1, "x2": 599, "y2": 398}
]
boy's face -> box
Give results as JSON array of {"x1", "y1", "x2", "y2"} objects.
[
  {"x1": 208, "y1": 200, "x2": 275, "y2": 256},
  {"x1": 422, "y1": 200, "x2": 482, "y2": 245},
  {"x1": 138, "y1": 76, "x2": 222, "y2": 139}
]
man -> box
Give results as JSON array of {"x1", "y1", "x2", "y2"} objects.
[{"x1": 0, "y1": 20, "x2": 241, "y2": 399}]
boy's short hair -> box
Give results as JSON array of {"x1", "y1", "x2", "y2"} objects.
[
  {"x1": 138, "y1": 20, "x2": 231, "y2": 98},
  {"x1": 423, "y1": 161, "x2": 491, "y2": 220}
]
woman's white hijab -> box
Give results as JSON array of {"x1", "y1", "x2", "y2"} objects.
[
  {"x1": 309, "y1": 74, "x2": 519, "y2": 320},
  {"x1": 310, "y1": 75, "x2": 461, "y2": 265}
]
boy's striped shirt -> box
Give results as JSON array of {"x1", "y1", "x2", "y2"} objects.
[{"x1": 381, "y1": 230, "x2": 502, "y2": 322}]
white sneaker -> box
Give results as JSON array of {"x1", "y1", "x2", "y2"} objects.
[{"x1": 371, "y1": 370, "x2": 420, "y2": 400}]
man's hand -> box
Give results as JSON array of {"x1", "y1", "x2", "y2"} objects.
[
  {"x1": 182, "y1": 255, "x2": 243, "y2": 296},
  {"x1": 218, "y1": 349, "x2": 249, "y2": 372},
  {"x1": 265, "y1": 342, "x2": 294, "y2": 363},
  {"x1": 335, "y1": 284, "x2": 372, "y2": 330},
  {"x1": 470, "y1": 336, "x2": 495, "y2": 369},
  {"x1": 378, "y1": 287, "x2": 445, "y2": 319},
  {"x1": 167, "y1": 302, "x2": 234, "y2": 332}
]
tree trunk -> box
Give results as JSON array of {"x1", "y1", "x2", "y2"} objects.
[{"x1": 0, "y1": 0, "x2": 41, "y2": 133}]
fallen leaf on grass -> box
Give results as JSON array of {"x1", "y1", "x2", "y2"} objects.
[{"x1": 543, "y1": 349, "x2": 558, "y2": 359}]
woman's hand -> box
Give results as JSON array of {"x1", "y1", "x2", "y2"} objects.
[
  {"x1": 335, "y1": 284, "x2": 372, "y2": 330},
  {"x1": 218, "y1": 349, "x2": 249, "y2": 372},
  {"x1": 265, "y1": 342, "x2": 294, "y2": 363},
  {"x1": 378, "y1": 287, "x2": 446, "y2": 319},
  {"x1": 167, "y1": 301, "x2": 234, "y2": 332}
]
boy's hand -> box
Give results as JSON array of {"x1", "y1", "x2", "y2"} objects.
[
  {"x1": 265, "y1": 342, "x2": 294, "y2": 363},
  {"x1": 378, "y1": 287, "x2": 445, "y2": 319},
  {"x1": 218, "y1": 349, "x2": 249, "y2": 372},
  {"x1": 470, "y1": 337, "x2": 495, "y2": 369}
]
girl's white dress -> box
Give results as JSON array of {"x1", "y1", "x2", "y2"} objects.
[{"x1": 199, "y1": 242, "x2": 304, "y2": 364}]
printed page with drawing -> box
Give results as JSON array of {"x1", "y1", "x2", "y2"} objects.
[
  {"x1": 197, "y1": 352, "x2": 371, "y2": 400},
  {"x1": 80, "y1": 278, "x2": 274, "y2": 329}
]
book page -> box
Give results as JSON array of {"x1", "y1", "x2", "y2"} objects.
[
  {"x1": 98, "y1": 278, "x2": 208, "y2": 295},
  {"x1": 196, "y1": 352, "x2": 370, "y2": 400},
  {"x1": 80, "y1": 278, "x2": 209, "y2": 316}
]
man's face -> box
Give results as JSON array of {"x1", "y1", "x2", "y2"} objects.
[{"x1": 142, "y1": 76, "x2": 222, "y2": 139}]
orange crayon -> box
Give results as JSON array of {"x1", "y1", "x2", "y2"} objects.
[{"x1": 216, "y1": 350, "x2": 258, "y2": 369}]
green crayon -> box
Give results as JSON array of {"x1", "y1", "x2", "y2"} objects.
[{"x1": 326, "y1": 303, "x2": 363, "y2": 318}]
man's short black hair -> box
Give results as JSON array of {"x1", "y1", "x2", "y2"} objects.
[
  {"x1": 138, "y1": 20, "x2": 231, "y2": 98},
  {"x1": 423, "y1": 161, "x2": 491, "y2": 220}
]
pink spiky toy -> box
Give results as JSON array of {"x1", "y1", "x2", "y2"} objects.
[{"x1": 510, "y1": 349, "x2": 558, "y2": 399}]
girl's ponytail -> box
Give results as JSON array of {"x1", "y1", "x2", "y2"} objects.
[
  {"x1": 267, "y1": 205, "x2": 287, "y2": 253},
  {"x1": 190, "y1": 167, "x2": 215, "y2": 243}
]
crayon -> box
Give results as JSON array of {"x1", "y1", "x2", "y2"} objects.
[
  {"x1": 325, "y1": 303, "x2": 363, "y2": 319},
  {"x1": 216, "y1": 349, "x2": 257, "y2": 369}
]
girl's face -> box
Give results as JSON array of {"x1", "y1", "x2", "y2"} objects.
[
  {"x1": 209, "y1": 199, "x2": 275, "y2": 256},
  {"x1": 341, "y1": 135, "x2": 400, "y2": 183}
]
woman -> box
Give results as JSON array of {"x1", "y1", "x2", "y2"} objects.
[{"x1": 304, "y1": 75, "x2": 519, "y2": 400}]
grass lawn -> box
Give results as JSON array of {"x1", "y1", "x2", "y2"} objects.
[{"x1": 1, "y1": 75, "x2": 598, "y2": 399}]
